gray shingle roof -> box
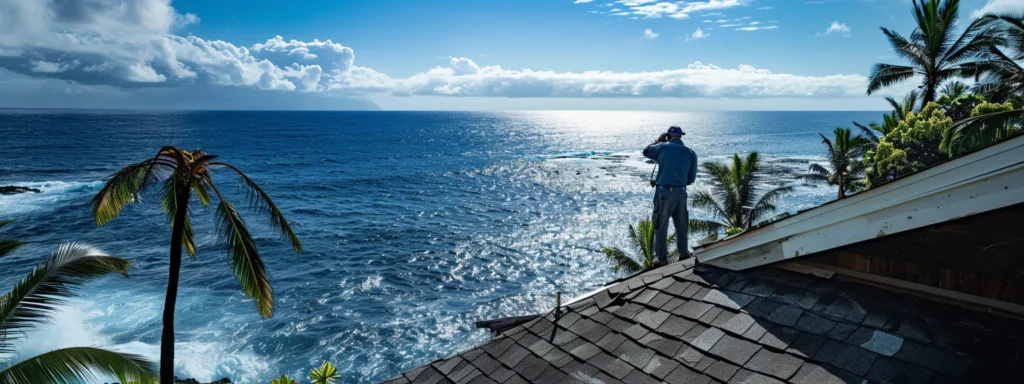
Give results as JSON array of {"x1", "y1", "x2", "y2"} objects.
[{"x1": 385, "y1": 259, "x2": 1024, "y2": 383}]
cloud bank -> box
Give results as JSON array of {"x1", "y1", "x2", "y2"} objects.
[
  {"x1": 0, "y1": 0, "x2": 889, "y2": 108},
  {"x1": 396, "y1": 59, "x2": 867, "y2": 99}
]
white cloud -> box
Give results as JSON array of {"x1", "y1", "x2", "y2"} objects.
[
  {"x1": 0, "y1": 0, "x2": 394, "y2": 93},
  {"x1": 0, "y1": 0, "x2": 900, "y2": 109},
  {"x1": 758, "y1": 6, "x2": 773, "y2": 10},
  {"x1": 397, "y1": 59, "x2": 870, "y2": 99},
  {"x1": 574, "y1": 0, "x2": 595, "y2": 3},
  {"x1": 736, "y1": 26, "x2": 778, "y2": 31},
  {"x1": 612, "y1": 0, "x2": 750, "y2": 20},
  {"x1": 687, "y1": 28, "x2": 710, "y2": 41},
  {"x1": 970, "y1": 0, "x2": 1021, "y2": 18},
  {"x1": 825, "y1": 21, "x2": 851, "y2": 36}
]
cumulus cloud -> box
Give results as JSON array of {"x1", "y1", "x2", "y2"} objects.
[
  {"x1": 687, "y1": 28, "x2": 710, "y2": 41},
  {"x1": 971, "y1": 0, "x2": 1021, "y2": 18},
  {"x1": 0, "y1": 0, "x2": 393, "y2": 94},
  {"x1": 0, "y1": 0, "x2": 897, "y2": 108},
  {"x1": 396, "y1": 59, "x2": 869, "y2": 99},
  {"x1": 825, "y1": 21, "x2": 851, "y2": 36}
]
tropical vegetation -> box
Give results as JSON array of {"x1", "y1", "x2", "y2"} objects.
[
  {"x1": 803, "y1": 128, "x2": 871, "y2": 199},
  {"x1": 0, "y1": 220, "x2": 157, "y2": 384},
  {"x1": 91, "y1": 147, "x2": 302, "y2": 383},
  {"x1": 601, "y1": 219, "x2": 677, "y2": 274},
  {"x1": 269, "y1": 361, "x2": 341, "y2": 384},
  {"x1": 688, "y1": 153, "x2": 793, "y2": 241},
  {"x1": 866, "y1": 0, "x2": 1003, "y2": 105},
  {"x1": 855, "y1": 0, "x2": 1024, "y2": 189}
]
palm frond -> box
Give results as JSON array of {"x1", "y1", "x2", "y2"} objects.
[
  {"x1": 0, "y1": 244, "x2": 129, "y2": 353},
  {"x1": 214, "y1": 197, "x2": 273, "y2": 318},
  {"x1": 601, "y1": 247, "x2": 643, "y2": 274},
  {"x1": 942, "y1": 108, "x2": 1024, "y2": 156},
  {"x1": 852, "y1": 121, "x2": 880, "y2": 144},
  {"x1": 0, "y1": 347, "x2": 156, "y2": 384},
  {"x1": 689, "y1": 189, "x2": 729, "y2": 221},
  {"x1": 868, "y1": 64, "x2": 917, "y2": 95},
  {"x1": 211, "y1": 163, "x2": 302, "y2": 253},
  {"x1": 0, "y1": 220, "x2": 24, "y2": 258},
  {"x1": 750, "y1": 186, "x2": 794, "y2": 226},
  {"x1": 91, "y1": 161, "x2": 162, "y2": 225},
  {"x1": 688, "y1": 219, "x2": 726, "y2": 237}
]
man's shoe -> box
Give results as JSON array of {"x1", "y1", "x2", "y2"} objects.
[{"x1": 651, "y1": 260, "x2": 668, "y2": 269}]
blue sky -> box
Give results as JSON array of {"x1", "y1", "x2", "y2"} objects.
[{"x1": 0, "y1": 0, "x2": 1017, "y2": 110}]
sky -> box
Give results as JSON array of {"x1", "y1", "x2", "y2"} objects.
[{"x1": 0, "y1": 0, "x2": 1018, "y2": 111}]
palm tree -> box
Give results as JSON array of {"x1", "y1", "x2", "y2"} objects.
[
  {"x1": 0, "y1": 220, "x2": 157, "y2": 383},
  {"x1": 942, "y1": 12, "x2": 1024, "y2": 155},
  {"x1": 91, "y1": 147, "x2": 302, "y2": 383},
  {"x1": 688, "y1": 153, "x2": 794, "y2": 240},
  {"x1": 601, "y1": 219, "x2": 676, "y2": 274},
  {"x1": 803, "y1": 128, "x2": 871, "y2": 199},
  {"x1": 854, "y1": 90, "x2": 921, "y2": 145},
  {"x1": 867, "y1": 0, "x2": 1002, "y2": 105},
  {"x1": 975, "y1": 13, "x2": 1024, "y2": 100},
  {"x1": 939, "y1": 81, "x2": 970, "y2": 100}
]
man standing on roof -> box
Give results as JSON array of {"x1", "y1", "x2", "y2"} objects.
[{"x1": 643, "y1": 126, "x2": 698, "y2": 267}]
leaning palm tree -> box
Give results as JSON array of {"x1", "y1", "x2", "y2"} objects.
[
  {"x1": 0, "y1": 220, "x2": 157, "y2": 383},
  {"x1": 688, "y1": 153, "x2": 793, "y2": 240},
  {"x1": 91, "y1": 147, "x2": 302, "y2": 383},
  {"x1": 601, "y1": 219, "x2": 676, "y2": 274},
  {"x1": 867, "y1": 0, "x2": 1002, "y2": 105},
  {"x1": 803, "y1": 128, "x2": 871, "y2": 199}
]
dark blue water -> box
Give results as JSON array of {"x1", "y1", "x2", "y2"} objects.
[{"x1": 0, "y1": 110, "x2": 882, "y2": 383}]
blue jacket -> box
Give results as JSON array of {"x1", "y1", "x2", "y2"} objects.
[{"x1": 643, "y1": 138, "x2": 698, "y2": 187}]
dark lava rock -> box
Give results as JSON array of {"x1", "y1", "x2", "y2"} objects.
[{"x1": 0, "y1": 185, "x2": 41, "y2": 195}]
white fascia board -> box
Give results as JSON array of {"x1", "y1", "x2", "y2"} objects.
[{"x1": 696, "y1": 135, "x2": 1024, "y2": 270}]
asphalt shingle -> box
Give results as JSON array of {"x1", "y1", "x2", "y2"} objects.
[{"x1": 392, "y1": 261, "x2": 1024, "y2": 384}]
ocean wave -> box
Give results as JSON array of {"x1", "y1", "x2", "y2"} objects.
[{"x1": 0, "y1": 180, "x2": 103, "y2": 217}]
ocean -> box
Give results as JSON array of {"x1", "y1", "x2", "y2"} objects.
[{"x1": 0, "y1": 110, "x2": 882, "y2": 383}]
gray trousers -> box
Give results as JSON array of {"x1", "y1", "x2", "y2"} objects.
[{"x1": 652, "y1": 186, "x2": 689, "y2": 263}]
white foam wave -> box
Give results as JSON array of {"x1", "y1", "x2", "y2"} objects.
[
  {"x1": 0, "y1": 180, "x2": 102, "y2": 216},
  {"x1": 8, "y1": 297, "x2": 275, "y2": 384}
]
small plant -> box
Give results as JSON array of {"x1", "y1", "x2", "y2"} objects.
[
  {"x1": 270, "y1": 375, "x2": 299, "y2": 384},
  {"x1": 309, "y1": 361, "x2": 341, "y2": 384},
  {"x1": 601, "y1": 219, "x2": 677, "y2": 274}
]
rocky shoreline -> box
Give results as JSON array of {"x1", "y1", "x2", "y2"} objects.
[{"x1": 0, "y1": 185, "x2": 41, "y2": 195}]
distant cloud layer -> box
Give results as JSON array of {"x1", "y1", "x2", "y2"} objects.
[
  {"x1": 0, "y1": 0, "x2": 888, "y2": 107},
  {"x1": 396, "y1": 59, "x2": 868, "y2": 98}
]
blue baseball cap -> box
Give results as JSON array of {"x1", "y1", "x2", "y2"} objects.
[{"x1": 668, "y1": 126, "x2": 685, "y2": 136}]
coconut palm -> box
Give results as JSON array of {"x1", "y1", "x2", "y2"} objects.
[
  {"x1": 601, "y1": 219, "x2": 677, "y2": 274},
  {"x1": 867, "y1": 0, "x2": 1002, "y2": 105},
  {"x1": 939, "y1": 81, "x2": 970, "y2": 100},
  {"x1": 975, "y1": 13, "x2": 1024, "y2": 100},
  {"x1": 91, "y1": 147, "x2": 302, "y2": 383},
  {"x1": 943, "y1": 12, "x2": 1024, "y2": 155},
  {"x1": 803, "y1": 128, "x2": 871, "y2": 199},
  {"x1": 0, "y1": 220, "x2": 157, "y2": 384},
  {"x1": 688, "y1": 153, "x2": 793, "y2": 239}
]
